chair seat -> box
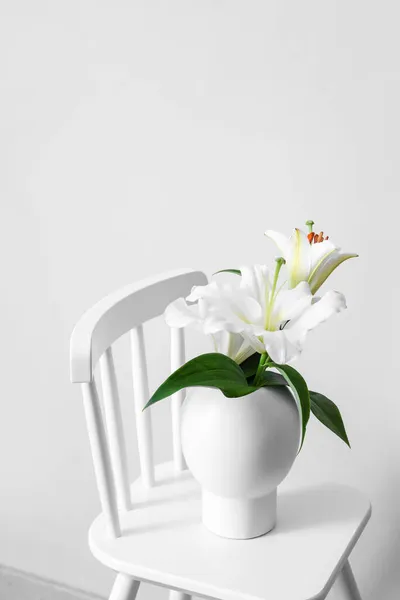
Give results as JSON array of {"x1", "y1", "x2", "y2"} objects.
[{"x1": 89, "y1": 462, "x2": 371, "y2": 600}]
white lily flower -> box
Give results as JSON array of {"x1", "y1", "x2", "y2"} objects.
[
  {"x1": 164, "y1": 290, "x2": 255, "y2": 364},
  {"x1": 165, "y1": 263, "x2": 346, "y2": 364},
  {"x1": 264, "y1": 223, "x2": 358, "y2": 293}
]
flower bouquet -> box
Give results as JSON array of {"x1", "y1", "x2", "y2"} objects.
[{"x1": 144, "y1": 221, "x2": 357, "y2": 539}]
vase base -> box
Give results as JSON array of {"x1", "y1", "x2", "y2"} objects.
[{"x1": 202, "y1": 489, "x2": 277, "y2": 539}]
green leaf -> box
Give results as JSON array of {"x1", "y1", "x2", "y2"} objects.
[
  {"x1": 270, "y1": 363, "x2": 310, "y2": 448},
  {"x1": 310, "y1": 391, "x2": 351, "y2": 447},
  {"x1": 239, "y1": 352, "x2": 261, "y2": 379},
  {"x1": 213, "y1": 269, "x2": 242, "y2": 276},
  {"x1": 259, "y1": 370, "x2": 288, "y2": 386},
  {"x1": 144, "y1": 353, "x2": 257, "y2": 409},
  {"x1": 240, "y1": 356, "x2": 288, "y2": 385}
]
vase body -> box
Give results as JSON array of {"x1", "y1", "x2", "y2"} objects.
[{"x1": 181, "y1": 385, "x2": 300, "y2": 539}]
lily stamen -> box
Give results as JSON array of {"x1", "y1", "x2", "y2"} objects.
[
  {"x1": 306, "y1": 220, "x2": 315, "y2": 244},
  {"x1": 309, "y1": 229, "x2": 329, "y2": 244},
  {"x1": 305, "y1": 219, "x2": 315, "y2": 233}
]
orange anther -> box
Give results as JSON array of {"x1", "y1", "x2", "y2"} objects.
[{"x1": 307, "y1": 232, "x2": 315, "y2": 244}]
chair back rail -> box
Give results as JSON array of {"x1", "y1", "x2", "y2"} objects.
[{"x1": 70, "y1": 269, "x2": 208, "y2": 537}]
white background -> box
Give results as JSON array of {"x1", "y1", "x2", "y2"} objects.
[{"x1": 1, "y1": 1, "x2": 398, "y2": 599}]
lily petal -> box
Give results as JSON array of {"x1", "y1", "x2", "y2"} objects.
[
  {"x1": 308, "y1": 252, "x2": 358, "y2": 294},
  {"x1": 229, "y1": 295, "x2": 264, "y2": 325},
  {"x1": 287, "y1": 228, "x2": 311, "y2": 288},
  {"x1": 212, "y1": 331, "x2": 246, "y2": 361},
  {"x1": 241, "y1": 330, "x2": 266, "y2": 355},
  {"x1": 235, "y1": 340, "x2": 257, "y2": 365},
  {"x1": 309, "y1": 239, "x2": 338, "y2": 273},
  {"x1": 202, "y1": 315, "x2": 246, "y2": 335},
  {"x1": 272, "y1": 281, "x2": 312, "y2": 325},
  {"x1": 240, "y1": 264, "x2": 271, "y2": 313},
  {"x1": 264, "y1": 230, "x2": 291, "y2": 259},
  {"x1": 261, "y1": 330, "x2": 300, "y2": 364},
  {"x1": 187, "y1": 281, "x2": 220, "y2": 302},
  {"x1": 285, "y1": 291, "x2": 347, "y2": 346},
  {"x1": 164, "y1": 298, "x2": 200, "y2": 328}
]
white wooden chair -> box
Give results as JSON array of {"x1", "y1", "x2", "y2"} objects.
[{"x1": 70, "y1": 269, "x2": 371, "y2": 600}]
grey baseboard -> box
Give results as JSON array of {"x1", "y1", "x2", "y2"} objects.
[{"x1": 0, "y1": 564, "x2": 105, "y2": 600}]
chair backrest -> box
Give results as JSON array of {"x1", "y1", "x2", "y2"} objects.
[{"x1": 70, "y1": 269, "x2": 208, "y2": 538}]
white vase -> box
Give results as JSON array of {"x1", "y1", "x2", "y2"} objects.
[{"x1": 181, "y1": 385, "x2": 300, "y2": 539}]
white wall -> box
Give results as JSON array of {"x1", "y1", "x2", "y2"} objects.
[{"x1": 1, "y1": 1, "x2": 399, "y2": 598}]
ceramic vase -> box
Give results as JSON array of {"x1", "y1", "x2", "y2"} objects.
[{"x1": 181, "y1": 385, "x2": 300, "y2": 539}]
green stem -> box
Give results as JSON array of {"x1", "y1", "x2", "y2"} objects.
[
  {"x1": 254, "y1": 352, "x2": 268, "y2": 386},
  {"x1": 265, "y1": 257, "x2": 286, "y2": 329}
]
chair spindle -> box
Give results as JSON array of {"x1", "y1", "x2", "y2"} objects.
[
  {"x1": 81, "y1": 381, "x2": 121, "y2": 537},
  {"x1": 169, "y1": 592, "x2": 191, "y2": 600},
  {"x1": 100, "y1": 348, "x2": 131, "y2": 511},
  {"x1": 130, "y1": 325, "x2": 155, "y2": 487},
  {"x1": 170, "y1": 327, "x2": 187, "y2": 472},
  {"x1": 109, "y1": 574, "x2": 140, "y2": 600}
]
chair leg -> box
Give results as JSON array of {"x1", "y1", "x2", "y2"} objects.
[
  {"x1": 109, "y1": 574, "x2": 140, "y2": 600},
  {"x1": 335, "y1": 559, "x2": 362, "y2": 600},
  {"x1": 169, "y1": 592, "x2": 191, "y2": 600}
]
